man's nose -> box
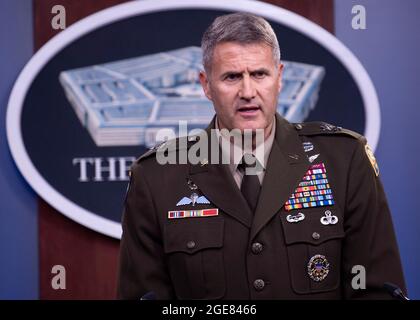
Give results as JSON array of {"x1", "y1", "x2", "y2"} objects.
[{"x1": 239, "y1": 75, "x2": 256, "y2": 100}]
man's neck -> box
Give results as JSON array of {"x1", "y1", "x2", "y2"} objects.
[{"x1": 216, "y1": 118, "x2": 275, "y2": 150}]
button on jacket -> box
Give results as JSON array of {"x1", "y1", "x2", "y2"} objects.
[{"x1": 117, "y1": 114, "x2": 406, "y2": 299}]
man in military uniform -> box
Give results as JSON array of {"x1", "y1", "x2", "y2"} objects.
[{"x1": 117, "y1": 13, "x2": 406, "y2": 299}]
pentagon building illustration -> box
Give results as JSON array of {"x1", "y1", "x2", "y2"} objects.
[{"x1": 59, "y1": 46, "x2": 325, "y2": 147}]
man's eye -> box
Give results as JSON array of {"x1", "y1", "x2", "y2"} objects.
[
  {"x1": 225, "y1": 74, "x2": 241, "y2": 81},
  {"x1": 253, "y1": 71, "x2": 267, "y2": 79}
]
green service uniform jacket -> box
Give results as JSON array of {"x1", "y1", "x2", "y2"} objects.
[{"x1": 117, "y1": 114, "x2": 406, "y2": 299}]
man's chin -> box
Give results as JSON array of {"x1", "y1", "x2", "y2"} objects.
[{"x1": 233, "y1": 120, "x2": 266, "y2": 133}]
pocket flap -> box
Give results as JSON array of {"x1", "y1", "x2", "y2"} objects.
[
  {"x1": 164, "y1": 218, "x2": 224, "y2": 254},
  {"x1": 280, "y1": 208, "x2": 344, "y2": 245}
]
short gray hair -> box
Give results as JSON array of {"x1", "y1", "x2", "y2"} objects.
[{"x1": 201, "y1": 12, "x2": 281, "y2": 73}]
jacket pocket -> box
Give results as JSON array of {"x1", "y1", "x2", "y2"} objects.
[
  {"x1": 280, "y1": 207, "x2": 345, "y2": 294},
  {"x1": 163, "y1": 217, "x2": 225, "y2": 299}
]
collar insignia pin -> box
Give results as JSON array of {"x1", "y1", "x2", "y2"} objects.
[
  {"x1": 200, "y1": 158, "x2": 208, "y2": 167},
  {"x1": 187, "y1": 178, "x2": 198, "y2": 190},
  {"x1": 303, "y1": 142, "x2": 314, "y2": 152},
  {"x1": 308, "y1": 154, "x2": 320, "y2": 163}
]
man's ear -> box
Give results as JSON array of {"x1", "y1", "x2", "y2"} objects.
[
  {"x1": 277, "y1": 63, "x2": 284, "y2": 92},
  {"x1": 199, "y1": 70, "x2": 212, "y2": 101}
]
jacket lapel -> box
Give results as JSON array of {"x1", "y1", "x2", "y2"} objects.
[
  {"x1": 188, "y1": 118, "x2": 253, "y2": 228},
  {"x1": 250, "y1": 115, "x2": 311, "y2": 240}
]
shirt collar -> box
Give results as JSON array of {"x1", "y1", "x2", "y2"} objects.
[{"x1": 215, "y1": 117, "x2": 276, "y2": 172}]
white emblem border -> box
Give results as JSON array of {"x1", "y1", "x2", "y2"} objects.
[{"x1": 6, "y1": 0, "x2": 380, "y2": 239}]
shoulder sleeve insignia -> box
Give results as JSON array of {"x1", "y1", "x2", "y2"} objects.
[{"x1": 364, "y1": 143, "x2": 380, "y2": 177}]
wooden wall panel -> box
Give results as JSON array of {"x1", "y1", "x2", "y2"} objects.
[
  {"x1": 34, "y1": 0, "x2": 129, "y2": 300},
  {"x1": 35, "y1": 0, "x2": 334, "y2": 299},
  {"x1": 33, "y1": 0, "x2": 129, "y2": 50},
  {"x1": 39, "y1": 201, "x2": 119, "y2": 299},
  {"x1": 266, "y1": 0, "x2": 334, "y2": 33}
]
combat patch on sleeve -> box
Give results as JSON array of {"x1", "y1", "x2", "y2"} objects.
[{"x1": 364, "y1": 143, "x2": 380, "y2": 177}]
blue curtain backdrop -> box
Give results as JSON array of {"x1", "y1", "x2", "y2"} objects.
[
  {"x1": 0, "y1": 0, "x2": 38, "y2": 299},
  {"x1": 335, "y1": 0, "x2": 420, "y2": 298}
]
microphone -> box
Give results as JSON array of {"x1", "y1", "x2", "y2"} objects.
[
  {"x1": 140, "y1": 291, "x2": 156, "y2": 300},
  {"x1": 383, "y1": 282, "x2": 410, "y2": 300}
]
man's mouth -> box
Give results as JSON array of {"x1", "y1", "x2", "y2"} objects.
[{"x1": 237, "y1": 105, "x2": 261, "y2": 114}]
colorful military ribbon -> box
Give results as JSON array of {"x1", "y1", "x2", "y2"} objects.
[
  {"x1": 168, "y1": 208, "x2": 219, "y2": 219},
  {"x1": 284, "y1": 163, "x2": 335, "y2": 211}
]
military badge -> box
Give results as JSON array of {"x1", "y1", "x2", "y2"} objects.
[
  {"x1": 302, "y1": 141, "x2": 314, "y2": 152},
  {"x1": 187, "y1": 178, "x2": 198, "y2": 190},
  {"x1": 320, "y1": 210, "x2": 338, "y2": 225},
  {"x1": 200, "y1": 158, "x2": 209, "y2": 167},
  {"x1": 176, "y1": 192, "x2": 210, "y2": 206},
  {"x1": 307, "y1": 254, "x2": 330, "y2": 282},
  {"x1": 284, "y1": 163, "x2": 335, "y2": 211},
  {"x1": 308, "y1": 154, "x2": 320, "y2": 163},
  {"x1": 286, "y1": 212, "x2": 305, "y2": 223},
  {"x1": 365, "y1": 144, "x2": 380, "y2": 177}
]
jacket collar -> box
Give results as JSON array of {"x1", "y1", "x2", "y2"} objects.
[{"x1": 188, "y1": 113, "x2": 311, "y2": 234}]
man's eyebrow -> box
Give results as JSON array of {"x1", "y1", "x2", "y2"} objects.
[
  {"x1": 250, "y1": 68, "x2": 271, "y2": 74},
  {"x1": 219, "y1": 68, "x2": 271, "y2": 79},
  {"x1": 220, "y1": 71, "x2": 242, "y2": 79}
]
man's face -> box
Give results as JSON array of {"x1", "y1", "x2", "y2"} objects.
[{"x1": 200, "y1": 42, "x2": 283, "y2": 136}]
